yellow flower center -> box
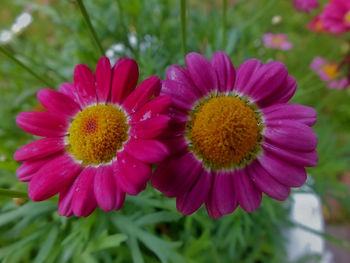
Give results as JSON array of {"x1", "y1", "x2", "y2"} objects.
[
  {"x1": 67, "y1": 104, "x2": 129, "y2": 166},
  {"x1": 272, "y1": 36, "x2": 283, "y2": 46},
  {"x1": 187, "y1": 96, "x2": 263, "y2": 170},
  {"x1": 345, "y1": 11, "x2": 350, "y2": 24},
  {"x1": 322, "y1": 63, "x2": 339, "y2": 80},
  {"x1": 315, "y1": 19, "x2": 324, "y2": 32}
]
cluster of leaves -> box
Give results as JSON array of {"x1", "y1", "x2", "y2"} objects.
[
  {"x1": 0, "y1": 188, "x2": 290, "y2": 263},
  {"x1": 0, "y1": 0, "x2": 350, "y2": 262}
]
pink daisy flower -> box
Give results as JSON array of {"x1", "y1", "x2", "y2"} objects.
[
  {"x1": 152, "y1": 52, "x2": 318, "y2": 219},
  {"x1": 310, "y1": 56, "x2": 340, "y2": 81},
  {"x1": 292, "y1": 0, "x2": 319, "y2": 13},
  {"x1": 262, "y1": 33, "x2": 293, "y2": 51},
  {"x1": 320, "y1": 0, "x2": 350, "y2": 34},
  {"x1": 15, "y1": 57, "x2": 170, "y2": 217},
  {"x1": 308, "y1": 15, "x2": 325, "y2": 32},
  {"x1": 310, "y1": 56, "x2": 349, "y2": 89}
]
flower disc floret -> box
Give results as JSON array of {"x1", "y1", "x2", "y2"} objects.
[
  {"x1": 187, "y1": 96, "x2": 262, "y2": 170},
  {"x1": 345, "y1": 11, "x2": 350, "y2": 24},
  {"x1": 68, "y1": 104, "x2": 129, "y2": 166}
]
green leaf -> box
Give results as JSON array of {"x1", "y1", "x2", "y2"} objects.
[
  {"x1": 33, "y1": 226, "x2": 59, "y2": 263},
  {"x1": 0, "y1": 229, "x2": 45, "y2": 258},
  {"x1": 0, "y1": 202, "x2": 54, "y2": 228},
  {"x1": 128, "y1": 235, "x2": 144, "y2": 263},
  {"x1": 85, "y1": 232, "x2": 127, "y2": 253},
  {"x1": 135, "y1": 212, "x2": 182, "y2": 227},
  {"x1": 112, "y1": 215, "x2": 184, "y2": 263}
]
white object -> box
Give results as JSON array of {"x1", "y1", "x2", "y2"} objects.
[
  {"x1": 285, "y1": 190, "x2": 333, "y2": 263},
  {"x1": 11, "y1": 12, "x2": 32, "y2": 34},
  {"x1": 0, "y1": 30, "x2": 13, "y2": 44},
  {"x1": 271, "y1": 15, "x2": 282, "y2": 25}
]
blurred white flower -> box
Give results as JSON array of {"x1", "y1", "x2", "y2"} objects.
[
  {"x1": 112, "y1": 43, "x2": 126, "y2": 53},
  {"x1": 140, "y1": 34, "x2": 156, "y2": 52},
  {"x1": 0, "y1": 30, "x2": 14, "y2": 44},
  {"x1": 0, "y1": 11, "x2": 33, "y2": 44},
  {"x1": 128, "y1": 33, "x2": 138, "y2": 48},
  {"x1": 11, "y1": 12, "x2": 33, "y2": 35},
  {"x1": 105, "y1": 33, "x2": 159, "y2": 65},
  {"x1": 271, "y1": 15, "x2": 282, "y2": 25},
  {"x1": 106, "y1": 44, "x2": 127, "y2": 64}
]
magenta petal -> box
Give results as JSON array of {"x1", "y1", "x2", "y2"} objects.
[
  {"x1": 247, "y1": 161, "x2": 290, "y2": 201},
  {"x1": 160, "y1": 121, "x2": 186, "y2": 139},
  {"x1": 161, "y1": 80, "x2": 199, "y2": 111},
  {"x1": 16, "y1": 111, "x2": 69, "y2": 137},
  {"x1": 114, "y1": 151, "x2": 151, "y2": 195},
  {"x1": 37, "y1": 89, "x2": 80, "y2": 119},
  {"x1": 94, "y1": 165, "x2": 115, "y2": 211},
  {"x1": 122, "y1": 75, "x2": 160, "y2": 114},
  {"x1": 234, "y1": 59, "x2": 262, "y2": 94},
  {"x1": 264, "y1": 120, "x2": 318, "y2": 152},
  {"x1": 29, "y1": 154, "x2": 82, "y2": 201},
  {"x1": 72, "y1": 167, "x2": 97, "y2": 217},
  {"x1": 95, "y1": 57, "x2": 112, "y2": 103},
  {"x1": 293, "y1": 0, "x2": 318, "y2": 12},
  {"x1": 114, "y1": 168, "x2": 138, "y2": 195},
  {"x1": 267, "y1": 76, "x2": 297, "y2": 106},
  {"x1": 130, "y1": 115, "x2": 170, "y2": 139},
  {"x1": 161, "y1": 137, "x2": 189, "y2": 155},
  {"x1": 131, "y1": 95, "x2": 171, "y2": 123},
  {"x1": 16, "y1": 152, "x2": 62, "y2": 182},
  {"x1": 210, "y1": 51, "x2": 236, "y2": 92},
  {"x1": 16, "y1": 163, "x2": 36, "y2": 182},
  {"x1": 185, "y1": 52, "x2": 218, "y2": 95},
  {"x1": 73, "y1": 64, "x2": 97, "y2": 107},
  {"x1": 152, "y1": 152, "x2": 202, "y2": 197},
  {"x1": 258, "y1": 152, "x2": 307, "y2": 187},
  {"x1": 166, "y1": 65, "x2": 202, "y2": 96},
  {"x1": 166, "y1": 107, "x2": 189, "y2": 123},
  {"x1": 234, "y1": 169, "x2": 262, "y2": 212},
  {"x1": 262, "y1": 142, "x2": 318, "y2": 167},
  {"x1": 58, "y1": 178, "x2": 78, "y2": 217},
  {"x1": 59, "y1": 82, "x2": 82, "y2": 108},
  {"x1": 205, "y1": 171, "x2": 238, "y2": 219},
  {"x1": 14, "y1": 137, "x2": 65, "y2": 162},
  {"x1": 246, "y1": 61, "x2": 289, "y2": 105},
  {"x1": 114, "y1": 185, "x2": 126, "y2": 210},
  {"x1": 176, "y1": 168, "x2": 212, "y2": 215},
  {"x1": 110, "y1": 58, "x2": 139, "y2": 104},
  {"x1": 263, "y1": 103, "x2": 317, "y2": 127},
  {"x1": 279, "y1": 76, "x2": 297, "y2": 103},
  {"x1": 124, "y1": 139, "x2": 169, "y2": 163}
]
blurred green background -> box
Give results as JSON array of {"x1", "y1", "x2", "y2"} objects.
[{"x1": 0, "y1": 0, "x2": 350, "y2": 262}]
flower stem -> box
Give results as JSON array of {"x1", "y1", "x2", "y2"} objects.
[
  {"x1": 0, "y1": 188, "x2": 59, "y2": 202},
  {"x1": 0, "y1": 46, "x2": 54, "y2": 89},
  {"x1": 222, "y1": 0, "x2": 227, "y2": 50},
  {"x1": 292, "y1": 221, "x2": 350, "y2": 251},
  {"x1": 180, "y1": 0, "x2": 187, "y2": 58},
  {"x1": 116, "y1": 0, "x2": 138, "y2": 59},
  {"x1": 0, "y1": 188, "x2": 29, "y2": 199},
  {"x1": 75, "y1": 0, "x2": 105, "y2": 57}
]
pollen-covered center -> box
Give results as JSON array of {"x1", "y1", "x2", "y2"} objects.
[
  {"x1": 187, "y1": 96, "x2": 262, "y2": 170},
  {"x1": 345, "y1": 11, "x2": 350, "y2": 24},
  {"x1": 315, "y1": 19, "x2": 324, "y2": 31},
  {"x1": 272, "y1": 36, "x2": 283, "y2": 46},
  {"x1": 67, "y1": 104, "x2": 129, "y2": 166},
  {"x1": 322, "y1": 63, "x2": 339, "y2": 80}
]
